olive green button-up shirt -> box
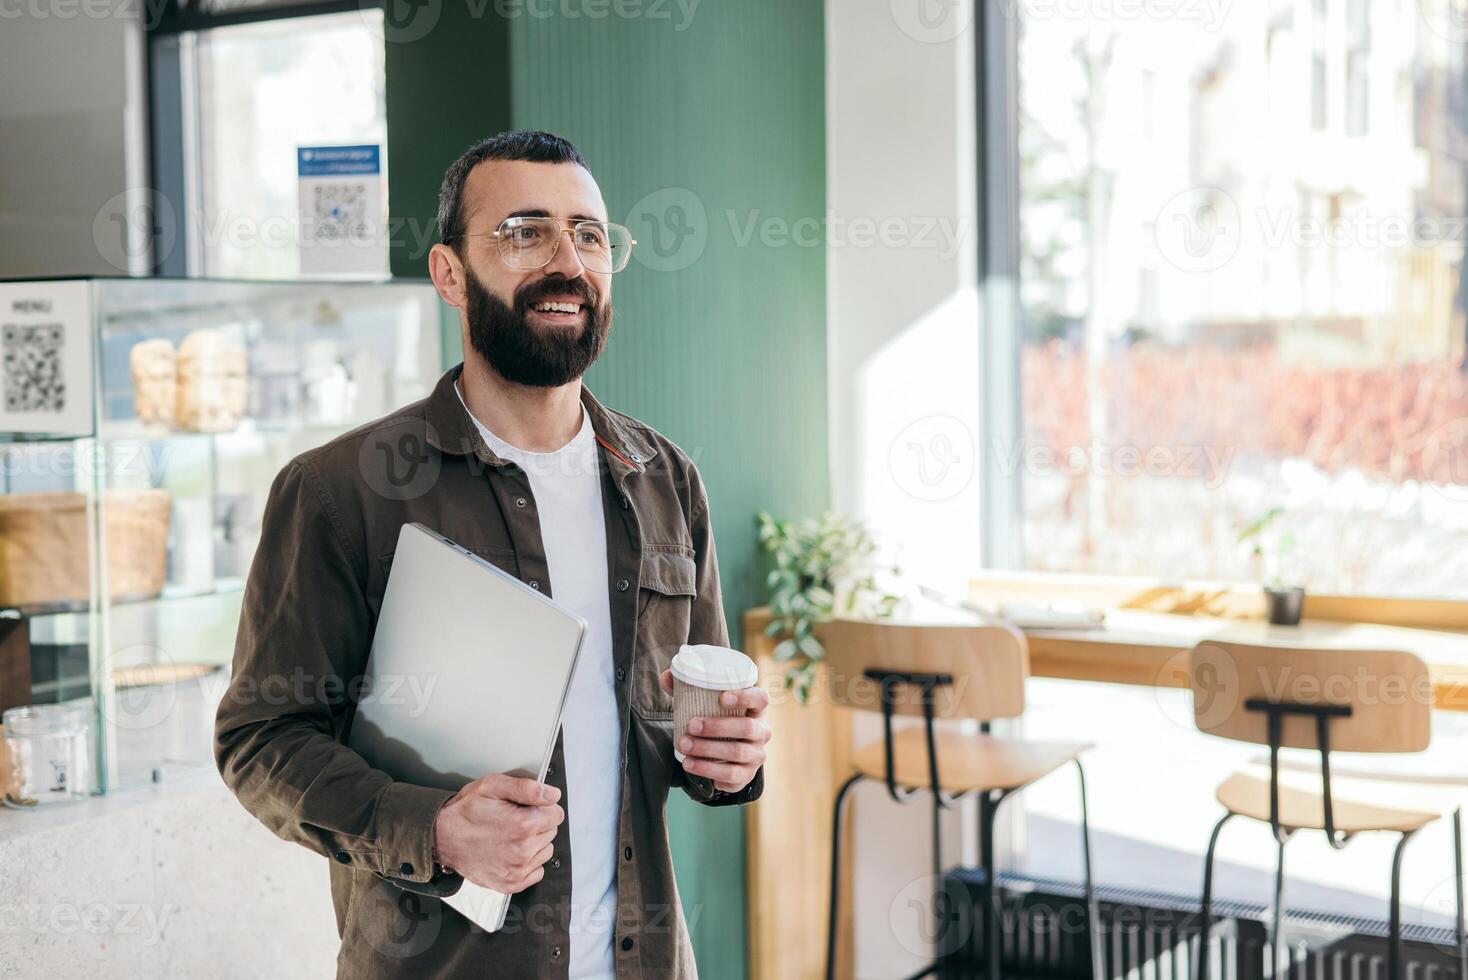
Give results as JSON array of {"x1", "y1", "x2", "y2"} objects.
[{"x1": 215, "y1": 364, "x2": 761, "y2": 978}]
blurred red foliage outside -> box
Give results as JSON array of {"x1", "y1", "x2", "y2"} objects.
[{"x1": 1022, "y1": 342, "x2": 1468, "y2": 485}]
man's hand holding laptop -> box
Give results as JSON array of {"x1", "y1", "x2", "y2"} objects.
[
  {"x1": 432, "y1": 774, "x2": 565, "y2": 893},
  {"x1": 431, "y1": 677, "x2": 768, "y2": 894}
]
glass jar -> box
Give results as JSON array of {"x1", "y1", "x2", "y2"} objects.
[{"x1": 2, "y1": 703, "x2": 91, "y2": 807}]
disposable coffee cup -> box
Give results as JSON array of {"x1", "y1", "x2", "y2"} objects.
[{"x1": 671, "y1": 644, "x2": 759, "y2": 763}]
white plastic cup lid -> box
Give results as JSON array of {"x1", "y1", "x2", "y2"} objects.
[{"x1": 671, "y1": 644, "x2": 758, "y2": 691}]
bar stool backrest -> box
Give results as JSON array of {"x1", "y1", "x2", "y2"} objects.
[
  {"x1": 1189, "y1": 640, "x2": 1431, "y2": 753},
  {"x1": 818, "y1": 616, "x2": 1029, "y2": 722}
]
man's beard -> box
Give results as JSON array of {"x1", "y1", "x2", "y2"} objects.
[{"x1": 463, "y1": 266, "x2": 611, "y2": 388}]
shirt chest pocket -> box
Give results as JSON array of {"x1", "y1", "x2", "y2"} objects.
[{"x1": 632, "y1": 547, "x2": 697, "y2": 719}]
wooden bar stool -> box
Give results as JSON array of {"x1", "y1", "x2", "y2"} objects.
[
  {"x1": 1188, "y1": 639, "x2": 1467, "y2": 980},
  {"x1": 820, "y1": 616, "x2": 1101, "y2": 980}
]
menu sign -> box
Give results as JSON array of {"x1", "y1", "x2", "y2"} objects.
[{"x1": 0, "y1": 281, "x2": 94, "y2": 437}]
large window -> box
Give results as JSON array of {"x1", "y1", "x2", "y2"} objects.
[{"x1": 1013, "y1": 0, "x2": 1468, "y2": 598}]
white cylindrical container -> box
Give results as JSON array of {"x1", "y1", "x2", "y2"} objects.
[
  {"x1": 670, "y1": 644, "x2": 759, "y2": 763},
  {"x1": 3, "y1": 703, "x2": 91, "y2": 807}
]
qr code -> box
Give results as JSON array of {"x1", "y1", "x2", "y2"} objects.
[
  {"x1": 2, "y1": 323, "x2": 65, "y2": 413},
  {"x1": 311, "y1": 183, "x2": 369, "y2": 242}
]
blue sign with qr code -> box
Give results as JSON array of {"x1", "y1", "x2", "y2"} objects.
[{"x1": 297, "y1": 145, "x2": 381, "y2": 178}]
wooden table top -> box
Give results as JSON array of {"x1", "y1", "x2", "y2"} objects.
[{"x1": 1012, "y1": 607, "x2": 1468, "y2": 711}]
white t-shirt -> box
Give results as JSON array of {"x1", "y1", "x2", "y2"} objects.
[{"x1": 456, "y1": 383, "x2": 620, "y2": 979}]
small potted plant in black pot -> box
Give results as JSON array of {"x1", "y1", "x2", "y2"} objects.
[{"x1": 1237, "y1": 506, "x2": 1305, "y2": 626}]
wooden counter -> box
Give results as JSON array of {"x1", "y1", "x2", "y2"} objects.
[{"x1": 742, "y1": 609, "x2": 855, "y2": 980}]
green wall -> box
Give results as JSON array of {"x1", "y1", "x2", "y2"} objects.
[{"x1": 387, "y1": 5, "x2": 828, "y2": 976}]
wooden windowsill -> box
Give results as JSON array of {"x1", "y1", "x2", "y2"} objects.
[{"x1": 967, "y1": 568, "x2": 1468, "y2": 633}]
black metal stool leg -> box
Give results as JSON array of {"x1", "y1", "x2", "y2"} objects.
[
  {"x1": 1388, "y1": 830, "x2": 1415, "y2": 980},
  {"x1": 979, "y1": 789, "x2": 1002, "y2": 980},
  {"x1": 932, "y1": 783, "x2": 943, "y2": 882},
  {"x1": 1197, "y1": 812, "x2": 1234, "y2": 980},
  {"x1": 1074, "y1": 759, "x2": 1102, "y2": 980},
  {"x1": 1269, "y1": 830, "x2": 1292, "y2": 979},
  {"x1": 1455, "y1": 808, "x2": 1465, "y2": 980},
  {"x1": 826, "y1": 775, "x2": 863, "y2": 980}
]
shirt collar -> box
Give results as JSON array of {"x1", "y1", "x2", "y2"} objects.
[{"x1": 424, "y1": 363, "x2": 659, "y2": 473}]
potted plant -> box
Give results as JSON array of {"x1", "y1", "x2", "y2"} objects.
[
  {"x1": 756, "y1": 511, "x2": 901, "y2": 703},
  {"x1": 1237, "y1": 506, "x2": 1305, "y2": 626}
]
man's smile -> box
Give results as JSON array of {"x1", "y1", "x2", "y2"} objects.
[{"x1": 528, "y1": 296, "x2": 587, "y2": 323}]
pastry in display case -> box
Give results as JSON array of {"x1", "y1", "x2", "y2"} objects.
[
  {"x1": 0, "y1": 276, "x2": 448, "y2": 795},
  {"x1": 128, "y1": 338, "x2": 176, "y2": 427},
  {"x1": 174, "y1": 329, "x2": 249, "y2": 433}
]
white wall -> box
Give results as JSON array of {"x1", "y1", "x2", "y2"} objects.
[
  {"x1": 0, "y1": 3, "x2": 152, "y2": 277},
  {"x1": 825, "y1": 1, "x2": 984, "y2": 976},
  {"x1": 826, "y1": 1, "x2": 982, "y2": 586}
]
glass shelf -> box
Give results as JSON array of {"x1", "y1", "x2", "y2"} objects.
[
  {"x1": 0, "y1": 276, "x2": 448, "y2": 795},
  {"x1": 8, "y1": 578, "x2": 246, "y2": 621}
]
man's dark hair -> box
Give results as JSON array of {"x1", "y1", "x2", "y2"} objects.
[{"x1": 436, "y1": 131, "x2": 589, "y2": 249}]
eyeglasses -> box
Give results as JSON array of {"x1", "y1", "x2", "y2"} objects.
[{"x1": 449, "y1": 216, "x2": 637, "y2": 274}]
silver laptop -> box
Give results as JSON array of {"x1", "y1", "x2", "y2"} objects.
[{"x1": 347, "y1": 521, "x2": 586, "y2": 933}]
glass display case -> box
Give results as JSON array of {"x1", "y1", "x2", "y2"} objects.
[{"x1": 0, "y1": 276, "x2": 447, "y2": 797}]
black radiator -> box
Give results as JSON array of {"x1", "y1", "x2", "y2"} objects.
[{"x1": 935, "y1": 869, "x2": 1468, "y2": 979}]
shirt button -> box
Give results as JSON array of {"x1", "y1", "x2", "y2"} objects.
[
  {"x1": 616, "y1": 578, "x2": 629, "y2": 591},
  {"x1": 399, "y1": 862, "x2": 414, "y2": 875},
  {"x1": 515, "y1": 496, "x2": 527, "y2": 508},
  {"x1": 546, "y1": 765, "x2": 555, "y2": 777},
  {"x1": 528, "y1": 580, "x2": 540, "y2": 590},
  {"x1": 551, "y1": 857, "x2": 561, "y2": 870},
  {"x1": 620, "y1": 495, "x2": 629, "y2": 510},
  {"x1": 615, "y1": 667, "x2": 626, "y2": 682},
  {"x1": 552, "y1": 946, "x2": 562, "y2": 959},
  {"x1": 334, "y1": 852, "x2": 349, "y2": 864},
  {"x1": 629, "y1": 452, "x2": 642, "y2": 463},
  {"x1": 624, "y1": 846, "x2": 632, "y2": 861},
  {"x1": 621, "y1": 936, "x2": 635, "y2": 951}
]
